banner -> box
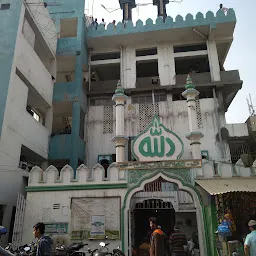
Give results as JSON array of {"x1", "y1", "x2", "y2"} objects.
[{"x1": 91, "y1": 215, "x2": 105, "y2": 237}]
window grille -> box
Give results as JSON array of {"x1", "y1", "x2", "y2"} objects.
[
  {"x1": 103, "y1": 106, "x2": 113, "y2": 134},
  {"x1": 139, "y1": 104, "x2": 159, "y2": 132}
]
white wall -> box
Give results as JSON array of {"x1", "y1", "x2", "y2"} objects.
[
  {"x1": 86, "y1": 96, "x2": 228, "y2": 167},
  {"x1": 16, "y1": 34, "x2": 54, "y2": 106},
  {"x1": 22, "y1": 189, "x2": 126, "y2": 250}
]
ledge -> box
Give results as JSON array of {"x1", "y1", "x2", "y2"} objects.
[
  {"x1": 87, "y1": 9, "x2": 236, "y2": 38},
  {"x1": 26, "y1": 183, "x2": 128, "y2": 192}
]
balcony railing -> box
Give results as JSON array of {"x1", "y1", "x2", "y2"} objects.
[{"x1": 49, "y1": 134, "x2": 85, "y2": 161}]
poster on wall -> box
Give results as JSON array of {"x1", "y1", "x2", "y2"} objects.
[
  {"x1": 71, "y1": 197, "x2": 120, "y2": 240},
  {"x1": 91, "y1": 215, "x2": 105, "y2": 237},
  {"x1": 44, "y1": 223, "x2": 68, "y2": 234}
]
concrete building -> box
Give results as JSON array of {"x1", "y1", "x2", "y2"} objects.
[
  {"x1": 1, "y1": 0, "x2": 255, "y2": 255},
  {"x1": 0, "y1": 0, "x2": 57, "y2": 245}
]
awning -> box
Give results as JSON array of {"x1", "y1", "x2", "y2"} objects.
[{"x1": 196, "y1": 178, "x2": 256, "y2": 195}]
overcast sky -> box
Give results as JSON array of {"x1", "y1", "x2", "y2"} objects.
[{"x1": 85, "y1": 0, "x2": 256, "y2": 124}]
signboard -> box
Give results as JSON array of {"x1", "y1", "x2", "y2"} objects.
[
  {"x1": 91, "y1": 215, "x2": 105, "y2": 237},
  {"x1": 132, "y1": 116, "x2": 184, "y2": 162},
  {"x1": 118, "y1": 159, "x2": 202, "y2": 170},
  {"x1": 45, "y1": 223, "x2": 68, "y2": 234},
  {"x1": 71, "y1": 197, "x2": 120, "y2": 240}
]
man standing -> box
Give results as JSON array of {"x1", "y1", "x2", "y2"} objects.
[
  {"x1": 149, "y1": 217, "x2": 169, "y2": 256},
  {"x1": 170, "y1": 226, "x2": 187, "y2": 256},
  {"x1": 33, "y1": 223, "x2": 53, "y2": 256},
  {"x1": 244, "y1": 220, "x2": 256, "y2": 256}
]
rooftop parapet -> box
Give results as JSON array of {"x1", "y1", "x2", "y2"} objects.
[{"x1": 87, "y1": 9, "x2": 236, "y2": 38}]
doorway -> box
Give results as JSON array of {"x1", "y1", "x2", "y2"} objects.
[{"x1": 129, "y1": 177, "x2": 198, "y2": 253}]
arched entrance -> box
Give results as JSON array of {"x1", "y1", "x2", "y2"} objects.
[{"x1": 122, "y1": 172, "x2": 207, "y2": 256}]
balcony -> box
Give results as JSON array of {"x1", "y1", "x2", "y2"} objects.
[
  {"x1": 8, "y1": 108, "x2": 49, "y2": 159},
  {"x1": 87, "y1": 70, "x2": 242, "y2": 95},
  {"x1": 225, "y1": 123, "x2": 249, "y2": 138},
  {"x1": 16, "y1": 35, "x2": 53, "y2": 106},
  {"x1": 53, "y1": 82, "x2": 78, "y2": 102},
  {"x1": 49, "y1": 134, "x2": 85, "y2": 160},
  {"x1": 57, "y1": 37, "x2": 81, "y2": 56}
]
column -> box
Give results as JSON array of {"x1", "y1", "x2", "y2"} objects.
[
  {"x1": 154, "y1": 0, "x2": 167, "y2": 19},
  {"x1": 70, "y1": 101, "x2": 80, "y2": 171},
  {"x1": 207, "y1": 40, "x2": 221, "y2": 82},
  {"x1": 123, "y1": 3, "x2": 132, "y2": 21},
  {"x1": 112, "y1": 81, "x2": 128, "y2": 162},
  {"x1": 182, "y1": 75, "x2": 204, "y2": 159},
  {"x1": 44, "y1": 107, "x2": 53, "y2": 135}
]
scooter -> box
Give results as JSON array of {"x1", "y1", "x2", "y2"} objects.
[
  {"x1": 89, "y1": 242, "x2": 125, "y2": 256},
  {"x1": 56, "y1": 242, "x2": 88, "y2": 256}
]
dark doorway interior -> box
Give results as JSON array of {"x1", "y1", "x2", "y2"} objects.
[{"x1": 133, "y1": 205, "x2": 175, "y2": 247}]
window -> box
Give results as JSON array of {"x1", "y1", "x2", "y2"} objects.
[
  {"x1": 103, "y1": 106, "x2": 113, "y2": 134},
  {"x1": 91, "y1": 52, "x2": 120, "y2": 61},
  {"x1": 0, "y1": 3, "x2": 10, "y2": 10},
  {"x1": 132, "y1": 93, "x2": 166, "y2": 104},
  {"x1": 174, "y1": 44, "x2": 207, "y2": 53},
  {"x1": 136, "y1": 48, "x2": 157, "y2": 57}
]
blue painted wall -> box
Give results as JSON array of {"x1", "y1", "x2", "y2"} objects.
[
  {"x1": 46, "y1": 0, "x2": 87, "y2": 170},
  {"x1": 0, "y1": 0, "x2": 22, "y2": 135},
  {"x1": 87, "y1": 9, "x2": 236, "y2": 38}
]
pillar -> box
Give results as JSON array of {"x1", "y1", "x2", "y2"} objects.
[
  {"x1": 112, "y1": 81, "x2": 128, "y2": 162},
  {"x1": 123, "y1": 3, "x2": 132, "y2": 21},
  {"x1": 153, "y1": 0, "x2": 167, "y2": 19},
  {"x1": 207, "y1": 40, "x2": 221, "y2": 82},
  {"x1": 182, "y1": 75, "x2": 204, "y2": 159}
]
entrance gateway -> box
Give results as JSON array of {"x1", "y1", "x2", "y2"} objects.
[{"x1": 119, "y1": 116, "x2": 207, "y2": 255}]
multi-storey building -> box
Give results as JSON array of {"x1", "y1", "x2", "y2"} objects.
[
  {"x1": 0, "y1": 0, "x2": 57, "y2": 245},
  {"x1": 1, "y1": 0, "x2": 255, "y2": 255}
]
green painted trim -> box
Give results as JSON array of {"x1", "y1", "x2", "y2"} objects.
[
  {"x1": 87, "y1": 9, "x2": 236, "y2": 38},
  {"x1": 120, "y1": 170, "x2": 209, "y2": 254},
  {"x1": 26, "y1": 183, "x2": 127, "y2": 192},
  {"x1": 132, "y1": 115, "x2": 184, "y2": 161}
]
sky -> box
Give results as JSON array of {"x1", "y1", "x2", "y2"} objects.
[{"x1": 85, "y1": 0, "x2": 256, "y2": 124}]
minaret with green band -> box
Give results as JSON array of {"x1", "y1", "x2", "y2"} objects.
[
  {"x1": 112, "y1": 81, "x2": 128, "y2": 162},
  {"x1": 182, "y1": 75, "x2": 204, "y2": 159}
]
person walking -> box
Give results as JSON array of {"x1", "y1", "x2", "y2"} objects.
[
  {"x1": 170, "y1": 226, "x2": 187, "y2": 256},
  {"x1": 244, "y1": 220, "x2": 256, "y2": 256},
  {"x1": 148, "y1": 217, "x2": 169, "y2": 256},
  {"x1": 33, "y1": 222, "x2": 53, "y2": 256}
]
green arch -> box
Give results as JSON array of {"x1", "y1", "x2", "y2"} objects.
[{"x1": 120, "y1": 170, "x2": 210, "y2": 255}]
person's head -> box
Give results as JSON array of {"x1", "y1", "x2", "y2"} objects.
[
  {"x1": 102, "y1": 18, "x2": 104, "y2": 22},
  {"x1": 248, "y1": 220, "x2": 256, "y2": 232},
  {"x1": 173, "y1": 225, "x2": 180, "y2": 233},
  {"x1": 95, "y1": 18, "x2": 97, "y2": 22},
  {"x1": 220, "y1": 4, "x2": 223, "y2": 9},
  {"x1": 113, "y1": 20, "x2": 116, "y2": 24},
  {"x1": 33, "y1": 222, "x2": 45, "y2": 238},
  {"x1": 149, "y1": 217, "x2": 158, "y2": 230},
  {"x1": 142, "y1": 237, "x2": 149, "y2": 244}
]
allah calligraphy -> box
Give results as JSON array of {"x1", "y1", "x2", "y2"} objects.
[{"x1": 132, "y1": 116, "x2": 184, "y2": 162}]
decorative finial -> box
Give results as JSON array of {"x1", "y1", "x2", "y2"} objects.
[
  {"x1": 185, "y1": 74, "x2": 195, "y2": 89},
  {"x1": 114, "y1": 80, "x2": 125, "y2": 94}
]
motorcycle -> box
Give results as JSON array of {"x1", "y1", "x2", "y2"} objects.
[
  {"x1": 187, "y1": 232, "x2": 200, "y2": 256},
  {"x1": 56, "y1": 242, "x2": 88, "y2": 256},
  {"x1": 89, "y1": 242, "x2": 125, "y2": 256}
]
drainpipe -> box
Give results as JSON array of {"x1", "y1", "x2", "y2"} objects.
[{"x1": 213, "y1": 87, "x2": 225, "y2": 159}]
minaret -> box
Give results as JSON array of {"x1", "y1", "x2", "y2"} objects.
[
  {"x1": 112, "y1": 81, "x2": 128, "y2": 162},
  {"x1": 119, "y1": 0, "x2": 136, "y2": 22},
  {"x1": 182, "y1": 75, "x2": 204, "y2": 159},
  {"x1": 153, "y1": 0, "x2": 168, "y2": 20}
]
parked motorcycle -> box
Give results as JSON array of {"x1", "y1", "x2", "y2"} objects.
[
  {"x1": 56, "y1": 242, "x2": 88, "y2": 256},
  {"x1": 89, "y1": 242, "x2": 125, "y2": 256}
]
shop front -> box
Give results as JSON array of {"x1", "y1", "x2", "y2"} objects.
[{"x1": 196, "y1": 178, "x2": 256, "y2": 256}]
